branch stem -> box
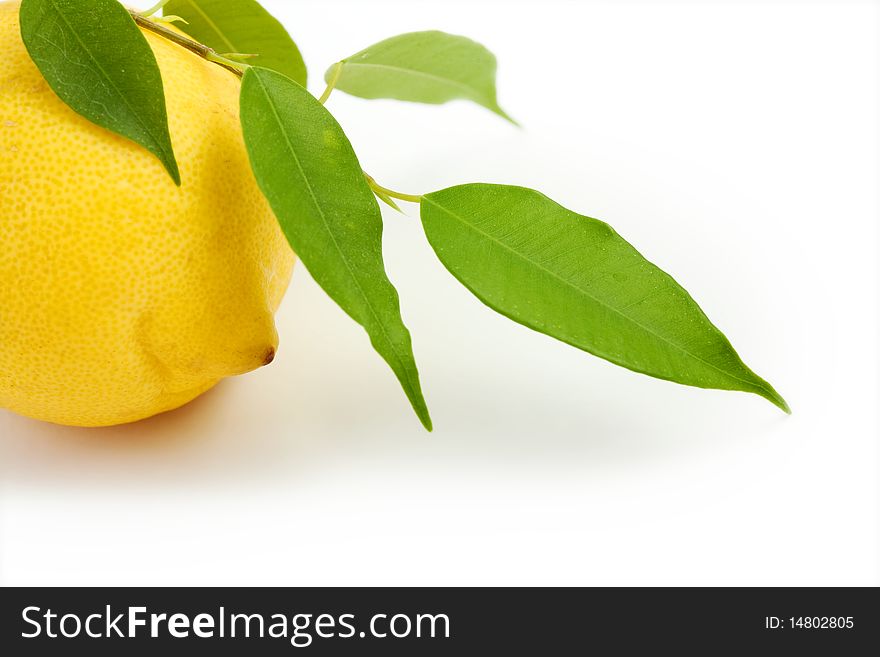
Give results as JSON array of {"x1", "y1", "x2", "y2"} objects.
[
  {"x1": 128, "y1": 10, "x2": 245, "y2": 78},
  {"x1": 131, "y1": 11, "x2": 423, "y2": 208},
  {"x1": 364, "y1": 173, "x2": 423, "y2": 204}
]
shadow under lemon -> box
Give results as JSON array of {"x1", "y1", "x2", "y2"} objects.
[{"x1": 0, "y1": 375, "x2": 323, "y2": 486}]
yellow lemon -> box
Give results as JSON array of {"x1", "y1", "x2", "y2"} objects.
[{"x1": 0, "y1": 1, "x2": 295, "y2": 426}]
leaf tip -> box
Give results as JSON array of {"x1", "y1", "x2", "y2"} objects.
[
  {"x1": 375, "y1": 192, "x2": 402, "y2": 213},
  {"x1": 418, "y1": 408, "x2": 434, "y2": 432},
  {"x1": 494, "y1": 105, "x2": 520, "y2": 127},
  {"x1": 758, "y1": 383, "x2": 790, "y2": 414},
  {"x1": 408, "y1": 388, "x2": 433, "y2": 431},
  {"x1": 164, "y1": 158, "x2": 181, "y2": 186},
  {"x1": 772, "y1": 393, "x2": 791, "y2": 415}
]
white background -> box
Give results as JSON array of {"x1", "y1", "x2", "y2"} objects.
[{"x1": 1, "y1": 0, "x2": 878, "y2": 586}]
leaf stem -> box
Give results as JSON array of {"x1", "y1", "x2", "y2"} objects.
[
  {"x1": 132, "y1": 13, "x2": 421, "y2": 209},
  {"x1": 128, "y1": 10, "x2": 245, "y2": 78},
  {"x1": 318, "y1": 62, "x2": 343, "y2": 104},
  {"x1": 364, "y1": 173, "x2": 423, "y2": 204},
  {"x1": 207, "y1": 51, "x2": 252, "y2": 72}
]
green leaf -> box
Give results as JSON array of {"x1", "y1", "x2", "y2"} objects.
[
  {"x1": 19, "y1": 0, "x2": 180, "y2": 184},
  {"x1": 327, "y1": 31, "x2": 514, "y2": 123},
  {"x1": 240, "y1": 67, "x2": 432, "y2": 430},
  {"x1": 421, "y1": 184, "x2": 788, "y2": 412},
  {"x1": 166, "y1": 0, "x2": 306, "y2": 86}
]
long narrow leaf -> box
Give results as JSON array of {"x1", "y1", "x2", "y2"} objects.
[
  {"x1": 20, "y1": 0, "x2": 180, "y2": 184},
  {"x1": 421, "y1": 184, "x2": 788, "y2": 412},
  {"x1": 240, "y1": 67, "x2": 431, "y2": 429}
]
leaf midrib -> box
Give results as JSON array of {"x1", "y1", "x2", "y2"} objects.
[
  {"x1": 250, "y1": 72, "x2": 422, "y2": 409},
  {"x1": 340, "y1": 61, "x2": 486, "y2": 102},
  {"x1": 175, "y1": 0, "x2": 238, "y2": 53},
  {"x1": 422, "y1": 195, "x2": 769, "y2": 394}
]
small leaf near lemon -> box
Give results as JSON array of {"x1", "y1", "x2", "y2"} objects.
[{"x1": 19, "y1": 0, "x2": 181, "y2": 183}]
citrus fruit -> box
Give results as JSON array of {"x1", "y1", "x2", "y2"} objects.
[{"x1": 0, "y1": 1, "x2": 295, "y2": 426}]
